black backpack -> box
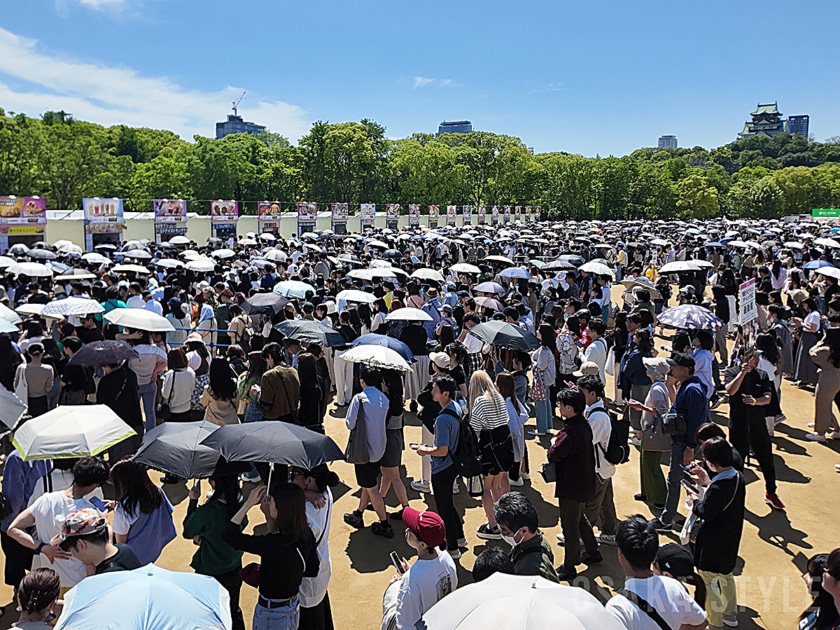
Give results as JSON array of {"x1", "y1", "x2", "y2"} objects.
[
  {"x1": 440, "y1": 408, "x2": 482, "y2": 478},
  {"x1": 594, "y1": 408, "x2": 630, "y2": 466}
]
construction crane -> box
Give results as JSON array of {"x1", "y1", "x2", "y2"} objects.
[{"x1": 232, "y1": 91, "x2": 246, "y2": 117}]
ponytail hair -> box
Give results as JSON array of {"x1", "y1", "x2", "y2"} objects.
[{"x1": 17, "y1": 568, "x2": 60, "y2": 614}]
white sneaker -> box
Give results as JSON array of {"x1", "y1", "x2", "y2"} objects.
[
  {"x1": 411, "y1": 480, "x2": 431, "y2": 493},
  {"x1": 509, "y1": 477, "x2": 525, "y2": 487},
  {"x1": 629, "y1": 435, "x2": 642, "y2": 447},
  {"x1": 808, "y1": 422, "x2": 815, "y2": 428},
  {"x1": 835, "y1": 464, "x2": 840, "y2": 471},
  {"x1": 829, "y1": 431, "x2": 840, "y2": 440},
  {"x1": 597, "y1": 533, "x2": 617, "y2": 546},
  {"x1": 448, "y1": 548, "x2": 462, "y2": 560},
  {"x1": 722, "y1": 614, "x2": 739, "y2": 627},
  {"x1": 555, "y1": 532, "x2": 584, "y2": 546},
  {"x1": 806, "y1": 432, "x2": 827, "y2": 442},
  {"x1": 520, "y1": 472, "x2": 530, "y2": 480}
]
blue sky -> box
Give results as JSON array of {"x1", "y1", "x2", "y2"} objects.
[{"x1": 1, "y1": 0, "x2": 838, "y2": 156}]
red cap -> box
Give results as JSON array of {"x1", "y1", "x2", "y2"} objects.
[{"x1": 402, "y1": 507, "x2": 446, "y2": 548}]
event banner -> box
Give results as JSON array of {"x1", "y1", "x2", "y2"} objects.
[
  {"x1": 361, "y1": 203, "x2": 375, "y2": 226},
  {"x1": 386, "y1": 204, "x2": 400, "y2": 229},
  {"x1": 739, "y1": 278, "x2": 757, "y2": 325},
  {"x1": 503, "y1": 206, "x2": 511, "y2": 223},
  {"x1": 428, "y1": 205, "x2": 439, "y2": 228},
  {"x1": 525, "y1": 206, "x2": 532, "y2": 222},
  {"x1": 463, "y1": 205, "x2": 473, "y2": 224},
  {"x1": 535, "y1": 206, "x2": 542, "y2": 220},
  {"x1": 446, "y1": 205, "x2": 457, "y2": 226},
  {"x1": 258, "y1": 201, "x2": 282, "y2": 222},
  {"x1": 408, "y1": 204, "x2": 420, "y2": 225},
  {"x1": 514, "y1": 206, "x2": 521, "y2": 222},
  {"x1": 0, "y1": 196, "x2": 47, "y2": 227},
  {"x1": 478, "y1": 206, "x2": 486, "y2": 223},
  {"x1": 153, "y1": 199, "x2": 187, "y2": 223},
  {"x1": 261, "y1": 221, "x2": 279, "y2": 233},
  {"x1": 83, "y1": 198, "x2": 124, "y2": 224},
  {"x1": 297, "y1": 202, "x2": 317, "y2": 222},
  {"x1": 211, "y1": 200, "x2": 238, "y2": 222},
  {"x1": 331, "y1": 203, "x2": 348, "y2": 235},
  {"x1": 491, "y1": 205, "x2": 500, "y2": 224}
]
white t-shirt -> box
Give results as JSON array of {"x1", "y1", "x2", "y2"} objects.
[
  {"x1": 805, "y1": 310, "x2": 821, "y2": 330},
  {"x1": 586, "y1": 402, "x2": 616, "y2": 480},
  {"x1": 111, "y1": 503, "x2": 140, "y2": 536},
  {"x1": 27, "y1": 470, "x2": 77, "y2": 507},
  {"x1": 606, "y1": 575, "x2": 706, "y2": 630},
  {"x1": 395, "y1": 552, "x2": 458, "y2": 630},
  {"x1": 299, "y1": 488, "x2": 333, "y2": 608},
  {"x1": 127, "y1": 295, "x2": 145, "y2": 309},
  {"x1": 29, "y1": 490, "x2": 105, "y2": 587},
  {"x1": 584, "y1": 337, "x2": 608, "y2": 385}
]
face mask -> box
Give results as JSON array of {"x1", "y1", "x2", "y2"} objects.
[{"x1": 501, "y1": 529, "x2": 521, "y2": 548}]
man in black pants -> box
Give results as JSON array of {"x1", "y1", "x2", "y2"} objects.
[
  {"x1": 413, "y1": 375, "x2": 466, "y2": 559},
  {"x1": 724, "y1": 350, "x2": 785, "y2": 510}
]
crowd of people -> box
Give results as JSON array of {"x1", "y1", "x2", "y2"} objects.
[{"x1": 0, "y1": 217, "x2": 839, "y2": 630}]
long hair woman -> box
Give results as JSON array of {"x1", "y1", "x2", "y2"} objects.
[
  {"x1": 531, "y1": 324, "x2": 557, "y2": 436},
  {"x1": 222, "y1": 483, "x2": 319, "y2": 630},
  {"x1": 291, "y1": 465, "x2": 341, "y2": 630},
  {"x1": 110, "y1": 456, "x2": 177, "y2": 565},
  {"x1": 376, "y1": 369, "x2": 409, "y2": 520},
  {"x1": 297, "y1": 353, "x2": 325, "y2": 431},
  {"x1": 161, "y1": 347, "x2": 196, "y2": 423},
  {"x1": 799, "y1": 551, "x2": 840, "y2": 630},
  {"x1": 239, "y1": 351, "x2": 267, "y2": 424},
  {"x1": 496, "y1": 372, "x2": 527, "y2": 485},
  {"x1": 183, "y1": 475, "x2": 248, "y2": 630},
  {"x1": 793, "y1": 297, "x2": 822, "y2": 387},
  {"x1": 201, "y1": 357, "x2": 240, "y2": 426},
  {"x1": 469, "y1": 370, "x2": 515, "y2": 541},
  {"x1": 808, "y1": 327, "x2": 840, "y2": 442}
]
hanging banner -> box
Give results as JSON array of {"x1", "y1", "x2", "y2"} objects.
[
  {"x1": 491, "y1": 205, "x2": 500, "y2": 224},
  {"x1": 514, "y1": 206, "x2": 522, "y2": 222},
  {"x1": 463, "y1": 205, "x2": 473, "y2": 225},
  {"x1": 409, "y1": 204, "x2": 420, "y2": 226},
  {"x1": 153, "y1": 199, "x2": 187, "y2": 223},
  {"x1": 478, "y1": 206, "x2": 486, "y2": 224},
  {"x1": 446, "y1": 205, "x2": 457, "y2": 226},
  {"x1": 260, "y1": 221, "x2": 279, "y2": 233},
  {"x1": 386, "y1": 204, "x2": 400, "y2": 229},
  {"x1": 331, "y1": 203, "x2": 349, "y2": 235},
  {"x1": 535, "y1": 206, "x2": 542, "y2": 221},
  {"x1": 297, "y1": 202, "x2": 317, "y2": 235},
  {"x1": 739, "y1": 278, "x2": 757, "y2": 325},
  {"x1": 525, "y1": 206, "x2": 532, "y2": 222},
  {"x1": 503, "y1": 206, "x2": 511, "y2": 223},
  {"x1": 155, "y1": 223, "x2": 187, "y2": 238},
  {"x1": 0, "y1": 197, "x2": 47, "y2": 235},
  {"x1": 83, "y1": 198, "x2": 124, "y2": 224},
  {"x1": 361, "y1": 203, "x2": 375, "y2": 227},
  {"x1": 258, "y1": 201, "x2": 282, "y2": 222},
  {"x1": 86, "y1": 223, "x2": 122, "y2": 234},
  {"x1": 211, "y1": 200, "x2": 238, "y2": 222},
  {"x1": 428, "y1": 205, "x2": 439, "y2": 228}
]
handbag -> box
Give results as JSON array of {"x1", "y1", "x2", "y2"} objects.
[
  {"x1": 605, "y1": 346, "x2": 616, "y2": 376},
  {"x1": 539, "y1": 461, "x2": 557, "y2": 483},
  {"x1": 531, "y1": 366, "x2": 547, "y2": 401},
  {"x1": 661, "y1": 412, "x2": 687, "y2": 436},
  {"x1": 156, "y1": 372, "x2": 176, "y2": 421},
  {"x1": 344, "y1": 398, "x2": 371, "y2": 465}
]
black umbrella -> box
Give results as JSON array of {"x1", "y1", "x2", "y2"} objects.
[
  {"x1": 273, "y1": 320, "x2": 346, "y2": 348},
  {"x1": 381, "y1": 249, "x2": 402, "y2": 259},
  {"x1": 134, "y1": 421, "x2": 249, "y2": 479},
  {"x1": 200, "y1": 421, "x2": 345, "y2": 469},
  {"x1": 27, "y1": 249, "x2": 57, "y2": 261},
  {"x1": 68, "y1": 340, "x2": 139, "y2": 366},
  {"x1": 468, "y1": 320, "x2": 540, "y2": 351},
  {"x1": 241, "y1": 292, "x2": 290, "y2": 316}
]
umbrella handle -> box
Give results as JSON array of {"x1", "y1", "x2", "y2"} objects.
[{"x1": 266, "y1": 463, "x2": 274, "y2": 492}]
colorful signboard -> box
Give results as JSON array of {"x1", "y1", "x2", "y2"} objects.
[
  {"x1": 331, "y1": 203, "x2": 349, "y2": 221},
  {"x1": 446, "y1": 205, "x2": 457, "y2": 226},
  {"x1": 0, "y1": 196, "x2": 46, "y2": 227},
  {"x1": 428, "y1": 205, "x2": 439, "y2": 228},
  {"x1": 812, "y1": 208, "x2": 840, "y2": 218},
  {"x1": 153, "y1": 199, "x2": 187, "y2": 223},
  {"x1": 503, "y1": 206, "x2": 511, "y2": 223},
  {"x1": 463, "y1": 205, "x2": 473, "y2": 224},
  {"x1": 514, "y1": 206, "x2": 521, "y2": 222},
  {"x1": 408, "y1": 204, "x2": 420, "y2": 226},
  {"x1": 83, "y1": 198, "x2": 124, "y2": 224},
  {"x1": 478, "y1": 206, "x2": 486, "y2": 223},
  {"x1": 297, "y1": 202, "x2": 317, "y2": 222},
  {"x1": 361, "y1": 204, "x2": 376, "y2": 227},
  {"x1": 525, "y1": 206, "x2": 532, "y2": 222},
  {"x1": 258, "y1": 201, "x2": 282, "y2": 221},
  {"x1": 386, "y1": 204, "x2": 400, "y2": 229},
  {"x1": 491, "y1": 205, "x2": 500, "y2": 224},
  {"x1": 535, "y1": 206, "x2": 542, "y2": 220},
  {"x1": 211, "y1": 200, "x2": 238, "y2": 222}
]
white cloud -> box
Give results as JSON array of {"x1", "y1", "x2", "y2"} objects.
[
  {"x1": 412, "y1": 77, "x2": 458, "y2": 89},
  {"x1": 76, "y1": 0, "x2": 126, "y2": 8},
  {"x1": 413, "y1": 77, "x2": 435, "y2": 89},
  {"x1": 0, "y1": 26, "x2": 312, "y2": 142}
]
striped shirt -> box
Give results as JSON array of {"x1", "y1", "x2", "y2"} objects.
[{"x1": 470, "y1": 392, "x2": 509, "y2": 432}]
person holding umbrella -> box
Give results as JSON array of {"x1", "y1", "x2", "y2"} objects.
[{"x1": 97, "y1": 358, "x2": 143, "y2": 463}]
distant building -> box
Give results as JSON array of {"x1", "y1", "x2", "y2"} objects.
[
  {"x1": 437, "y1": 120, "x2": 473, "y2": 136},
  {"x1": 215, "y1": 114, "x2": 266, "y2": 140},
  {"x1": 738, "y1": 103, "x2": 789, "y2": 139},
  {"x1": 657, "y1": 135, "x2": 678, "y2": 149},
  {"x1": 788, "y1": 115, "x2": 810, "y2": 138}
]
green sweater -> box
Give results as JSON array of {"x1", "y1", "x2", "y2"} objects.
[{"x1": 182, "y1": 498, "x2": 248, "y2": 576}]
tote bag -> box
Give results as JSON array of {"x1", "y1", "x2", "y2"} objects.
[{"x1": 344, "y1": 398, "x2": 371, "y2": 465}]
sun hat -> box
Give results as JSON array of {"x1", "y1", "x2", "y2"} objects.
[
  {"x1": 573, "y1": 361, "x2": 600, "y2": 378},
  {"x1": 643, "y1": 357, "x2": 671, "y2": 382},
  {"x1": 185, "y1": 332, "x2": 205, "y2": 344},
  {"x1": 429, "y1": 352, "x2": 450, "y2": 369}
]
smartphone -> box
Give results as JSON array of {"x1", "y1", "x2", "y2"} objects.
[
  {"x1": 390, "y1": 551, "x2": 405, "y2": 575},
  {"x1": 681, "y1": 479, "x2": 698, "y2": 493},
  {"x1": 90, "y1": 496, "x2": 111, "y2": 512},
  {"x1": 409, "y1": 443, "x2": 421, "y2": 450},
  {"x1": 679, "y1": 463, "x2": 693, "y2": 472}
]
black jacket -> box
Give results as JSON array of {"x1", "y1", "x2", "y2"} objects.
[
  {"x1": 693, "y1": 471, "x2": 745, "y2": 574},
  {"x1": 97, "y1": 365, "x2": 142, "y2": 429}
]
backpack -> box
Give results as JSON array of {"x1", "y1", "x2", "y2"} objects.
[
  {"x1": 594, "y1": 407, "x2": 630, "y2": 466},
  {"x1": 440, "y1": 408, "x2": 482, "y2": 479}
]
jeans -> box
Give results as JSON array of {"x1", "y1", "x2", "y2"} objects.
[
  {"x1": 253, "y1": 600, "x2": 299, "y2": 630},
  {"x1": 535, "y1": 399, "x2": 552, "y2": 434},
  {"x1": 138, "y1": 382, "x2": 158, "y2": 433},
  {"x1": 662, "y1": 441, "x2": 694, "y2": 525},
  {"x1": 431, "y1": 463, "x2": 464, "y2": 550},
  {"x1": 244, "y1": 401, "x2": 263, "y2": 423},
  {"x1": 615, "y1": 264, "x2": 623, "y2": 283}
]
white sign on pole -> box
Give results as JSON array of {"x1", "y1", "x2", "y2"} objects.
[{"x1": 739, "y1": 278, "x2": 757, "y2": 325}]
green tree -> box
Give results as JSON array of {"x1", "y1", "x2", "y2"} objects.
[
  {"x1": 675, "y1": 173, "x2": 719, "y2": 218},
  {"x1": 40, "y1": 118, "x2": 109, "y2": 209}
]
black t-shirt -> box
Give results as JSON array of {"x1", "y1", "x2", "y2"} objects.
[
  {"x1": 95, "y1": 543, "x2": 141, "y2": 574},
  {"x1": 724, "y1": 365, "x2": 773, "y2": 424},
  {"x1": 450, "y1": 365, "x2": 467, "y2": 390},
  {"x1": 78, "y1": 326, "x2": 105, "y2": 345}
]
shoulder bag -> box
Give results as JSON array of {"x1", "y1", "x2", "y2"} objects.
[
  {"x1": 344, "y1": 398, "x2": 371, "y2": 465},
  {"x1": 619, "y1": 588, "x2": 673, "y2": 630},
  {"x1": 156, "y1": 372, "x2": 175, "y2": 421}
]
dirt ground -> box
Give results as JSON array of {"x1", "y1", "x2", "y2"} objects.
[{"x1": 1, "y1": 332, "x2": 839, "y2": 630}]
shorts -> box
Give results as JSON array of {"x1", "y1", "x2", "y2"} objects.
[
  {"x1": 354, "y1": 460, "x2": 381, "y2": 489},
  {"x1": 479, "y1": 425, "x2": 515, "y2": 476},
  {"x1": 380, "y1": 429, "x2": 404, "y2": 469}
]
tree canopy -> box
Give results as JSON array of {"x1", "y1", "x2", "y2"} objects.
[{"x1": 1, "y1": 107, "x2": 838, "y2": 218}]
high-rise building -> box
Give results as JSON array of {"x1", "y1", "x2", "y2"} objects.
[
  {"x1": 657, "y1": 135, "x2": 678, "y2": 149},
  {"x1": 436, "y1": 120, "x2": 473, "y2": 136},
  {"x1": 788, "y1": 115, "x2": 810, "y2": 138},
  {"x1": 215, "y1": 114, "x2": 266, "y2": 140}
]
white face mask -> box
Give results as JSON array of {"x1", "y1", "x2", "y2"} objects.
[{"x1": 501, "y1": 529, "x2": 521, "y2": 548}]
